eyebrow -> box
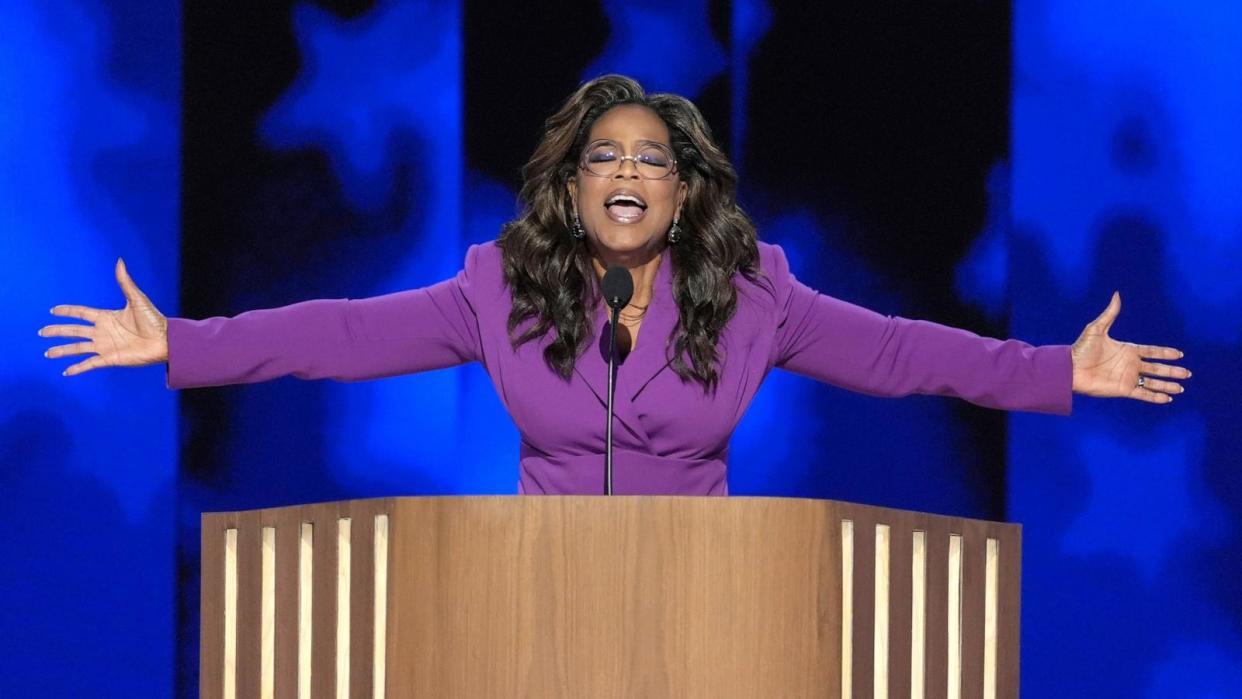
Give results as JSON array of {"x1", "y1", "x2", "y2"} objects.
[{"x1": 588, "y1": 138, "x2": 672, "y2": 149}]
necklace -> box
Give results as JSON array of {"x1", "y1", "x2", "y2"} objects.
[
  {"x1": 618, "y1": 313, "x2": 646, "y2": 326},
  {"x1": 618, "y1": 301, "x2": 649, "y2": 323}
]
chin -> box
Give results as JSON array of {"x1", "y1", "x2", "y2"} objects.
[{"x1": 593, "y1": 226, "x2": 659, "y2": 255}]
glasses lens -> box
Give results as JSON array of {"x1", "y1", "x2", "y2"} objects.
[
  {"x1": 635, "y1": 145, "x2": 674, "y2": 178},
  {"x1": 581, "y1": 142, "x2": 675, "y2": 179},
  {"x1": 583, "y1": 142, "x2": 619, "y2": 176}
]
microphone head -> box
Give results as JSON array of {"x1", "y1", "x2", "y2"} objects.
[{"x1": 601, "y1": 266, "x2": 634, "y2": 310}]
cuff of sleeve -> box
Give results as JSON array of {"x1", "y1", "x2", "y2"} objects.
[
  {"x1": 1033, "y1": 344, "x2": 1074, "y2": 415},
  {"x1": 164, "y1": 317, "x2": 190, "y2": 390}
]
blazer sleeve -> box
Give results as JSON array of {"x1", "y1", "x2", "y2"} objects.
[
  {"x1": 165, "y1": 245, "x2": 486, "y2": 389},
  {"x1": 765, "y1": 244, "x2": 1073, "y2": 415}
]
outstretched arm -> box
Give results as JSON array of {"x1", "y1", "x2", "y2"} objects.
[
  {"x1": 768, "y1": 245, "x2": 1189, "y2": 413},
  {"x1": 770, "y1": 252, "x2": 1187, "y2": 412},
  {"x1": 41, "y1": 247, "x2": 486, "y2": 389},
  {"x1": 773, "y1": 279, "x2": 1075, "y2": 414},
  {"x1": 162, "y1": 275, "x2": 481, "y2": 389}
]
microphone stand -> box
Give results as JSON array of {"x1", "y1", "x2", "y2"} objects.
[
  {"x1": 606, "y1": 304, "x2": 620, "y2": 495},
  {"x1": 600, "y1": 265, "x2": 632, "y2": 495}
]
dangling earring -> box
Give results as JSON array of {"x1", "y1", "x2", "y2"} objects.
[
  {"x1": 667, "y1": 219, "x2": 682, "y2": 244},
  {"x1": 570, "y1": 214, "x2": 586, "y2": 240}
]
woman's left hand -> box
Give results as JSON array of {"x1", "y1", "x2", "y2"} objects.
[{"x1": 1070, "y1": 292, "x2": 1190, "y2": 403}]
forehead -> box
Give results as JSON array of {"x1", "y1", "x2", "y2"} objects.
[{"x1": 588, "y1": 104, "x2": 670, "y2": 144}]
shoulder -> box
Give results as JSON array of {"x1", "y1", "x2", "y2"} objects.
[
  {"x1": 735, "y1": 240, "x2": 793, "y2": 309},
  {"x1": 457, "y1": 240, "x2": 509, "y2": 308},
  {"x1": 463, "y1": 239, "x2": 504, "y2": 274},
  {"x1": 756, "y1": 240, "x2": 792, "y2": 280}
]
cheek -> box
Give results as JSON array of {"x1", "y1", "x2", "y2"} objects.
[
  {"x1": 646, "y1": 182, "x2": 680, "y2": 210},
  {"x1": 578, "y1": 181, "x2": 609, "y2": 209}
]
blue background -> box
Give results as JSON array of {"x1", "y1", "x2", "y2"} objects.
[{"x1": 3, "y1": 1, "x2": 1238, "y2": 695}]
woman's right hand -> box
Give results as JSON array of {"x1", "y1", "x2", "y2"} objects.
[{"x1": 39, "y1": 258, "x2": 169, "y2": 376}]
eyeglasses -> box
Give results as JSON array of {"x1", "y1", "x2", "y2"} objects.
[{"x1": 578, "y1": 139, "x2": 678, "y2": 180}]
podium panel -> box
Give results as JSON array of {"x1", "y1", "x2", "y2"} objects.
[{"x1": 202, "y1": 496, "x2": 1020, "y2": 698}]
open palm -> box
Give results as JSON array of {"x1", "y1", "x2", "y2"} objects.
[
  {"x1": 1071, "y1": 292, "x2": 1189, "y2": 404},
  {"x1": 39, "y1": 258, "x2": 169, "y2": 376}
]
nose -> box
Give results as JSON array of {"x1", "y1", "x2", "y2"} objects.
[{"x1": 613, "y1": 155, "x2": 641, "y2": 178}]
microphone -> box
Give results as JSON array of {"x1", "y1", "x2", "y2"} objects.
[{"x1": 600, "y1": 266, "x2": 633, "y2": 495}]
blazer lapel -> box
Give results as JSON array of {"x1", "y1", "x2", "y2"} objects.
[{"x1": 572, "y1": 308, "x2": 646, "y2": 443}]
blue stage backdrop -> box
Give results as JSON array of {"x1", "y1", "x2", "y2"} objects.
[
  {"x1": 1010, "y1": 1, "x2": 1242, "y2": 695},
  {"x1": 1, "y1": 1, "x2": 180, "y2": 696},
  {"x1": 4, "y1": 1, "x2": 1238, "y2": 696}
]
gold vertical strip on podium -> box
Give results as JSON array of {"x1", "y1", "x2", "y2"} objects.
[
  {"x1": 910, "y1": 530, "x2": 926, "y2": 699},
  {"x1": 983, "y1": 538, "x2": 999, "y2": 699},
  {"x1": 337, "y1": 518, "x2": 352, "y2": 699},
  {"x1": 298, "y1": 523, "x2": 313, "y2": 699},
  {"x1": 224, "y1": 528, "x2": 238, "y2": 699},
  {"x1": 841, "y1": 519, "x2": 854, "y2": 699},
  {"x1": 260, "y1": 527, "x2": 276, "y2": 699},
  {"x1": 947, "y1": 533, "x2": 963, "y2": 699},
  {"x1": 874, "y1": 524, "x2": 891, "y2": 699},
  {"x1": 374, "y1": 514, "x2": 389, "y2": 699}
]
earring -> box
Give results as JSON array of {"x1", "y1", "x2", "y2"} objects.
[
  {"x1": 570, "y1": 214, "x2": 586, "y2": 240},
  {"x1": 667, "y1": 220, "x2": 682, "y2": 244}
]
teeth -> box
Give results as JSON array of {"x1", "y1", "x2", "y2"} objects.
[{"x1": 606, "y1": 193, "x2": 646, "y2": 208}]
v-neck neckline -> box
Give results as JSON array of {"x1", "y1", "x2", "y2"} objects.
[
  {"x1": 595, "y1": 247, "x2": 674, "y2": 361},
  {"x1": 604, "y1": 249, "x2": 671, "y2": 358},
  {"x1": 574, "y1": 246, "x2": 679, "y2": 434}
]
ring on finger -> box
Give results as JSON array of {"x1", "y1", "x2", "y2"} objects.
[{"x1": 1137, "y1": 376, "x2": 1147, "y2": 388}]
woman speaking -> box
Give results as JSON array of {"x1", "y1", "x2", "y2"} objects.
[{"x1": 38, "y1": 75, "x2": 1189, "y2": 495}]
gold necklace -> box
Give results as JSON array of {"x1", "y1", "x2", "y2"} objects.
[
  {"x1": 602, "y1": 285, "x2": 651, "y2": 325},
  {"x1": 618, "y1": 312, "x2": 647, "y2": 326}
]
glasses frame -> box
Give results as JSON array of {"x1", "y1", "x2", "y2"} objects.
[{"x1": 577, "y1": 139, "x2": 679, "y2": 180}]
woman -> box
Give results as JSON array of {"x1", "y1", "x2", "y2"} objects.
[{"x1": 38, "y1": 75, "x2": 1189, "y2": 495}]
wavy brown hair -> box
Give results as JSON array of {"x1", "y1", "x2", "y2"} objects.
[{"x1": 497, "y1": 74, "x2": 759, "y2": 391}]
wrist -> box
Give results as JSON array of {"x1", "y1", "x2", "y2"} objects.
[
  {"x1": 1069, "y1": 343, "x2": 1084, "y2": 394},
  {"x1": 156, "y1": 320, "x2": 170, "y2": 364}
]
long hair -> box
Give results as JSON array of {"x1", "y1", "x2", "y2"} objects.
[{"x1": 497, "y1": 74, "x2": 759, "y2": 391}]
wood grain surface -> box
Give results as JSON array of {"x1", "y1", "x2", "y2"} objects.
[{"x1": 201, "y1": 495, "x2": 1021, "y2": 698}]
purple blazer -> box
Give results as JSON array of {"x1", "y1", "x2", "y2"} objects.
[{"x1": 167, "y1": 241, "x2": 1072, "y2": 495}]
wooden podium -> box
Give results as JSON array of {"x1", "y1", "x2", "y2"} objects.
[{"x1": 201, "y1": 496, "x2": 1020, "y2": 698}]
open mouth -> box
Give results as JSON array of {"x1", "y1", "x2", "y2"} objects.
[{"x1": 604, "y1": 191, "x2": 647, "y2": 223}]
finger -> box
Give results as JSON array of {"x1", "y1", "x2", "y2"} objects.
[
  {"x1": 38, "y1": 323, "x2": 96, "y2": 340},
  {"x1": 1092, "y1": 291, "x2": 1121, "y2": 331},
  {"x1": 45, "y1": 341, "x2": 96, "y2": 359},
  {"x1": 1140, "y1": 377, "x2": 1184, "y2": 395},
  {"x1": 1139, "y1": 360, "x2": 1191, "y2": 380},
  {"x1": 63, "y1": 355, "x2": 106, "y2": 377},
  {"x1": 115, "y1": 257, "x2": 151, "y2": 305},
  {"x1": 1130, "y1": 386, "x2": 1174, "y2": 404},
  {"x1": 50, "y1": 305, "x2": 104, "y2": 322},
  {"x1": 1136, "y1": 344, "x2": 1183, "y2": 361}
]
